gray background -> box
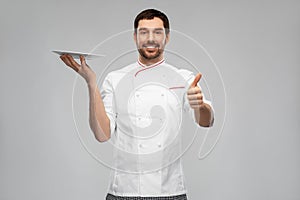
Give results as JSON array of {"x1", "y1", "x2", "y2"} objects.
[{"x1": 1, "y1": 0, "x2": 299, "y2": 199}]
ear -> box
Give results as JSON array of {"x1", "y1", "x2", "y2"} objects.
[
  {"x1": 133, "y1": 32, "x2": 137, "y2": 43},
  {"x1": 165, "y1": 32, "x2": 170, "y2": 44}
]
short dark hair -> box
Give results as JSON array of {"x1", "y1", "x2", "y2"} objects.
[{"x1": 134, "y1": 9, "x2": 170, "y2": 34}]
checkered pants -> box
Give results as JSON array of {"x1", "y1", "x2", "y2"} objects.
[{"x1": 106, "y1": 193, "x2": 188, "y2": 200}]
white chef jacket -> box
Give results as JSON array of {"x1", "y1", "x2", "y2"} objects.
[{"x1": 100, "y1": 59, "x2": 213, "y2": 197}]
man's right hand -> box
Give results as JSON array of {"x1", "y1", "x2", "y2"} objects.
[{"x1": 60, "y1": 54, "x2": 96, "y2": 85}]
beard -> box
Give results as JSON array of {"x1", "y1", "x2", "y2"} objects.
[
  {"x1": 137, "y1": 42, "x2": 164, "y2": 60},
  {"x1": 138, "y1": 48, "x2": 162, "y2": 60}
]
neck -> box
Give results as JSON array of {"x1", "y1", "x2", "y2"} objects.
[{"x1": 138, "y1": 55, "x2": 164, "y2": 66}]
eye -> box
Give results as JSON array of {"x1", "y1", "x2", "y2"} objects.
[{"x1": 139, "y1": 31, "x2": 148, "y2": 35}]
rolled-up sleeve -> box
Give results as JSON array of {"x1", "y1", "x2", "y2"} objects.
[{"x1": 100, "y1": 73, "x2": 117, "y2": 137}]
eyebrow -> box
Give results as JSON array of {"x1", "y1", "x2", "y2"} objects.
[{"x1": 138, "y1": 27, "x2": 164, "y2": 31}]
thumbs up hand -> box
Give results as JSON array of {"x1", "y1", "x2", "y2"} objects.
[{"x1": 187, "y1": 73, "x2": 204, "y2": 109}]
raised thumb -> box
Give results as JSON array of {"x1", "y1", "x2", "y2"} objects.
[{"x1": 190, "y1": 73, "x2": 202, "y2": 88}]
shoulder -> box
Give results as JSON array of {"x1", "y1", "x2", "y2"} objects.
[
  {"x1": 103, "y1": 62, "x2": 137, "y2": 86},
  {"x1": 163, "y1": 62, "x2": 194, "y2": 82},
  {"x1": 107, "y1": 62, "x2": 137, "y2": 76}
]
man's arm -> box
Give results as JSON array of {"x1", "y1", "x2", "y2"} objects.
[
  {"x1": 60, "y1": 54, "x2": 111, "y2": 142},
  {"x1": 193, "y1": 103, "x2": 214, "y2": 127},
  {"x1": 87, "y1": 82, "x2": 111, "y2": 142}
]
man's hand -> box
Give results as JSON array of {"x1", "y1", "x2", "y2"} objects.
[
  {"x1": 187, "y1": 73, "x2": 213, "y2": 127},
  {"x1": 60, "y1": 54, "x2": 96, "y2": 85},
  {"x1": 187, "y1": 73, "x2": 204, "y2": 109}
]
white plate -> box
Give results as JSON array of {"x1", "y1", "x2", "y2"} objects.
[{"x1": 52, "y1": 50, "x2": 105, "y2": 60}]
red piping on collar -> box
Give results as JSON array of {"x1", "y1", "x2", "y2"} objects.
[{"x1": 135, "y1": 59, "x2": 165, "y2": 77}]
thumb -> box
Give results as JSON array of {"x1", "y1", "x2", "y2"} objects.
[
  {"x1": 190, "y1": 73, "x2": 202, "y2": 88},
  {"x1": 80, "y1": 55, "x2": 87, "y2": 66}
]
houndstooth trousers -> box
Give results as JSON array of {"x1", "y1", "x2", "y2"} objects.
[{"x1": 106, "y1": 193, "x2": 188, "y2": 200}]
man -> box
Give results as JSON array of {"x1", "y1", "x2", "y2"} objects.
[{"x1": 60, "y1": 9, "x2": 214, "y2": 200}]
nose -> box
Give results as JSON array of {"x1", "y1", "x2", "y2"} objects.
[{"x1": 148, "y1": 31, "x2": 154, "y2": 41}]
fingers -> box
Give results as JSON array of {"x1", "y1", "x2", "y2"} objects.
[
  {"x1": 59, "y1": 54, "x2": 80, "y2": 72},
  {"x1": 60, "y1": 55, "x2": 72, "y2": 67},
  {"x1": 189, "y1": 104, "x2": 204, "y2": 109},
  {"x1": 190, "y1": 73, "x2": 202, "y2": 88},
  {"x1": 188, "y1": 93, "x2": 204, "y2": 108},
  {"x1": 187, "y1": 80, "x2": 203, "y2": 109},
  {"x1": 189, "y1": 99, "x2": 204, "y2": 108},
  {"x1": 188, "y1": 93, "x2": 203, "y2": 100},
  {"x1": 189, "y1": 99, "x2": 203, "y2": 104},
  {"x1": 80, "y1": 55, "x2": 87, "y2": 66},
  {"x1": 66, "y1": 54, "x2": 80, "y2": 71},
  {"x1": 187, "y1": 86, "x2": 202, "y2": 95}
]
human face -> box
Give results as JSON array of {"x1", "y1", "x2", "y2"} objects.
[{"x1": 134, "y1": 17, "x2": 169, "y2": 62}]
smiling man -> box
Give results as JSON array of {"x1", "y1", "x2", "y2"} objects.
[
  {"x1": 60, "y1": 9, "x2": 214, "y2": 200},
  {"x1": 135, "y1": 15, "x2": 168, "y2": 64}
]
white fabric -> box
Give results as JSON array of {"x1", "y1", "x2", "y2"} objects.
[{"x1": 100, "y1": 59, "x2": 212, "y2": 197}]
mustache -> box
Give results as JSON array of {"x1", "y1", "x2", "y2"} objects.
[{"x1": 142, "y1": 42, "x2": 160, "y2": 48}]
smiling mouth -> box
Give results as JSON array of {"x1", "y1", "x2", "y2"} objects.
[
  {"x1": 144, "y1": 47, "x2": 159, "y2": 53},
  {"x1": 142, "y1": 44, "x2": 159, "y2": 49}
]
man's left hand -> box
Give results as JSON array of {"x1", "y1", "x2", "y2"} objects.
[{"x1": 187, "y1": 73, "x2": 204, "y2": 109}]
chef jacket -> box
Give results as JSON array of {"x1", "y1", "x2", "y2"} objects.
[{"x1": 100, "y1": 59, "x2": 213, "y2": 197}]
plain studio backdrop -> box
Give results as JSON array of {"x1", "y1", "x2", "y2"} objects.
[{"x1": 0, "y1": 0, "x2": 299, "y2": 200}]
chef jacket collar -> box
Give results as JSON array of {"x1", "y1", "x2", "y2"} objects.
[
  {"x1": 135, "y1": 59, "x2": 165, "y2": 77},
  {"x1": 137, "y1": 58, "x2": 165, "y2": 68}
]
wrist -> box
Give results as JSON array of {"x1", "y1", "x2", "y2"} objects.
[
  {"x1": 199, "y1": 103, "x2": 210, "y2": 112},
  {"x1": 87, "y1": 80, "x2": 97, "y2": 89}
]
